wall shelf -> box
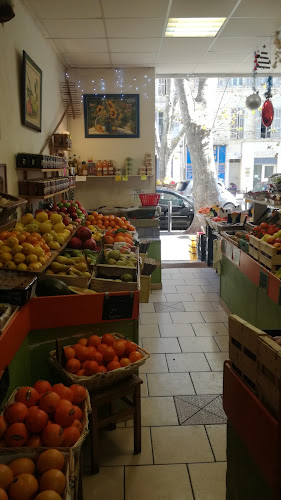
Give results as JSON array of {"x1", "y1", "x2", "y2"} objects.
[
  {"x1": 23, "y1": 187, "x2": 76, "y2": 200},
  {"x1": 245, "y1": 196, "x2": 281, "y2": 210},
  {"x1": 75, "y1": 175, "x2": 153, "y2": 182},
  {"x1": 16, "y1": 168, "x2": 68, "y2": 173}
]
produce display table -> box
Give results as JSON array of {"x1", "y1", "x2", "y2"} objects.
[
  {"x1": 0, "y1": 291, "x2": 139, "y2": 405},
  {"x1": 223, "y1": 362, "x2": 281, "y2": 499}
]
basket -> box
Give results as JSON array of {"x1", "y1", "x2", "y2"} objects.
[
  {"x1": 49, "y1": 333, "x2": 150, "y2": 391},
  {"x1": 0, "y1": 388, "x2": 91, "y2": 456},
  {"x1": 0, "y1": 192, "x2": 27, "y2": 225},
  {"x1": 139, "y1": 193, "x2": 160, "y2": 206}
]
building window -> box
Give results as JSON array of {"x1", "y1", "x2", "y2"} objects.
[
  {"x1": 230, "y1": 77, "x2": 243, "y2": 86},
  {"x1": 157, "y1": 78, "x2": 167, "y2": 96},
  {"x1": 255, "y1": 108, "x2": 281, "y2": 139},
  {"x1": 271, "y1": 108, "x2": 281, "y2": 138},
  {"x1": 158, "y1": 111, "x2": 164, "y2": 139},
  {"x1": 230, "y1": 108, "x2": 244, "y2": 139}
]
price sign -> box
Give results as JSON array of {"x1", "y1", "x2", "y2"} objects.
[
  {"x1": 115, "y1": 175, "x2": 121, "y2": 181},
  {"x1": 232, "y1": 246, "x2": 241, "y2": 267},
  {"x1": 259, "y1": 269, "x2": 268, "y2": 293},
  {"x1": 122, "y1": 175, "x2": 128, "y2": 181},
  {"x1": 226, "y1": 241, "x2": 233, "y2": 261},
  {"x1": 141, "y1": 175, "x2": 147, "y2": 180},
  {"x1": 102, "y1": 293, "x2": 134, "y2": 321}
]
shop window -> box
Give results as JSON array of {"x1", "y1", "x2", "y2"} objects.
[
  {"x1": 158, "y1": 111, "x2": 164, "y2": 139},
  {"x1": 230, "y1": 108, "x2": 244, "y2": 139},
  {"x1": 264, "y1": 165, "x2": 274, "y2": 180},
  {"x1": 157, "y1": 78, "x2": 167, "y2": 96}
]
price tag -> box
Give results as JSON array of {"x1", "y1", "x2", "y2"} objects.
[
  {"x1": 259, "y1": 269, "x2": 268, "y2": 293},
  {"x1": 232, "y1": 246, "x2": 241, "y2": 267},
  {"x1": 102, "y1": 293, "x2": 134, "y2": 320},
  {"x1": 115, "y1": 175, "x2": 121, "y2": 181},
  {"x1": 122, "y1": 175, "x2": 128, "y2": 181},
  {"x1": 226, "y1": 241, "x2": 233, "y2": 261},
  {"x1": 141, "y1": 175, "x2": 147, "y2": 180}
]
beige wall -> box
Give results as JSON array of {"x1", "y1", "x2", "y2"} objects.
[
  {"x1": 0, "y1": 0, "x2": 66, "y2": 196},
  {"x1": 68, "y1": 68, "x2": 155, "y2": 210}
]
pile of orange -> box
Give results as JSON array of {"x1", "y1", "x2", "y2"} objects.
[
  {"x1": 64, "y1": 333, "x2": 143, "y2": 376},
  {"x1": 0, "y1": 448, "x2": 67, "y2": 500},
  {"x1": 103, "y1": 228, "x2": 134, "y2": 246},
  {"x1": 0, "y1": 230, "x2": 51, "y2": 271},
  {"x1": 86, "y1": 213, "x2": 135, "y2": 232},
  {"x1": 0, "y1": 382, "x2": 87, "y2": 450}
]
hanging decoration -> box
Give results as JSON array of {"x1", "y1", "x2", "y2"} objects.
[
  {"x1": 256, "y1": 45, "x2": 271, "y2": 70},
  {"x1": 0, "y1": 0, "x2": 15, "y2": 23},
  {"x1": 262, "y1": 76, "x2": 274, "y2": 127},
  {"x1": 245, "y1": 52, "x2": 261, "y2": 110},
  {"x1": 273, "y1": 31, "x2": 281, "y2": 69}
]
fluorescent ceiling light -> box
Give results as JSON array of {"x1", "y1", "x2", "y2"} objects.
[{"x1": 165, "y1": 18, "x2": 226, "y2": 37}]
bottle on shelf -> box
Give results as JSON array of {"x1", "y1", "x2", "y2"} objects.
[
  {"x1": 107, "y1": 160, "x2": 114, "y2": 175},
  {"x1": 68, "y1": 156, "x2": 73, "y2": 169},
  {"x1": 96, "y1": 160, "x2": 103, "y2": 176},
  {"x1": 72, "y1": 155, "x2": 78, "y2": 175},
  {"x1": 82, "y1": 161, "x2": 88, "y2": 176},
  {"x1": 77, "y1": 156, "x2": 83, "y2": 176},
  {"x1": 102, "y1": 160, "x2": 108, "y2": 176}
]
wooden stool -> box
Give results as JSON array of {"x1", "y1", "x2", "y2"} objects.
[{"x1": 89, "y1": 374, "x2": 142, "y2": 474}]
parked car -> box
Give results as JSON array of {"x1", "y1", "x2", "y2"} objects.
[
  {"x1": 156, "y1": 187, "x2": 194, "y2": 230},
  {"x1": 176, "y1": 180, "x2": 237, "y2": 210}
]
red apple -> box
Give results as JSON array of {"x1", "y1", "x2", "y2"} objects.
[
  {"x1": 275, "y1": 238, "x2": 281, "y2": 244},
  {"x1": 77, "y1": 227, "x2": 92, "y2": 241},
  {"x1": 60, "y1": 207, "x2": 68, "y2": 214},
  {"x1": 82, "y1": 238, "x2": 98, "y2": 251},
  {"x1": 35, "y1": 209, "x2": 44, "y2": 215},
  {"x1": 68, "y1": 237, "x2": 82, "y2": 249},
  {"x1": 63, "y1": 217, "x2": 70, "y2": 226},
  {"x1": 267, "y1": 236, "x2": 275, "y2": 244},
  {"x1": 52, "y1": 204, "x2": 60, "y2": 212}
]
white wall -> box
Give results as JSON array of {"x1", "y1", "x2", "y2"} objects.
[
  {"x1": 67, "y1": 68, "x2": 155, "y2": 209},
  {"x1": 0, "y1": 0, "x2": 66, "y2": 196}
]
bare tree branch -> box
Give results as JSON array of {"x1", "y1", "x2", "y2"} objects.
[{"x1": 195, "y1": 78, "x2": 207, "y2": 103}]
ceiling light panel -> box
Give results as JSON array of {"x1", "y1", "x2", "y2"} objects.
[{"x1": 165, "y1": 18, "x2": 226, "y2": 37}]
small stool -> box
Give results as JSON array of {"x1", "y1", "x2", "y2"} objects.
[{"x1": 89, "y1": 374, "x2": 142, "y2": 474}]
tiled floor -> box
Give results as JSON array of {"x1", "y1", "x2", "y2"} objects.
[{"x1": 83, "y1": 267, "x2": 228, "y2": 499}]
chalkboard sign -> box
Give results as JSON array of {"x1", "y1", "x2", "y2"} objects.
[
  {"x1": 259, "y1": 269, "x2": 268, "y2": 293},
  {"x1": 102, "y1": 293, "x2": 134, "y2": 321}
]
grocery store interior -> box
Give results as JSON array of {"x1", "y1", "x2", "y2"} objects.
[{"x1": 0, "y1": 1, "x2": 281, "y2": 499}]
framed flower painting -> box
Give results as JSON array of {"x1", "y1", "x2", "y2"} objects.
[
  {"x1": 22, "y1": 51, "x2": 42, "y2": 132},
  {"x1": 84, "y1": 94, "x2": 139, "y2": 138}
]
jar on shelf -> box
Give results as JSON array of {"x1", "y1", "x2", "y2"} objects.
[
  {"x1": 96, "y1": 160, "x2": 103, "y2": 176},
  {"x1": 102, "y1": 160, "x2": 108, "y2": 176}
]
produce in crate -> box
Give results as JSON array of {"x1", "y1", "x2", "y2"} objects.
[
  {"x1": 86, "y1": 212, "x2": 135, "y2": 232},
  {"x1": 104, "y1": 249, "x2": 137, "y2": 268},
  {"x1": 45, "y1": 254, "x2": 91, "y2": 278},
  {"x1": 251, "y1": 223, "x2": 281, "y2": 249},
  {"x1": 68, "y1": 226, "x2": 98, "y2": 251},
  {"x1": 0, "y1": 448, "x2": 67, "y2": 499},
  {"x1": 0, "y1": 230, "x2": 51, "y2": 271},
  {"x1": 62, "y1": 249, "x2": 99, "y2": 267},
  {"x1": 13, "y1": 212, "x2": 74, "y2": 251},
  {"x1": 64, "y1": 334, "x2": 143, "y2": 376},
  {"x1": 41, "y1": 199, "x2": 88, "y2": 225},
  {"x1": 103, "y1": 228, "x2": 135, "y2": 246},
  {"x1": 0, "y1": 382, "x2": 87, "y2": 448}
]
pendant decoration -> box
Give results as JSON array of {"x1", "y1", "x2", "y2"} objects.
[
  {"x1": 262, "y1": 76, "x2": 274, "y2": 127},
  {"x1": 245, "y1": 52, "x2": 261, "y2": 110}
]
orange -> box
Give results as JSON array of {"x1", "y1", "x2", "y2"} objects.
[
  {"x1": 15, "y1": 387, "x2": 39, "y2": 407},
  {"x1": 72, "y1": 419, "x2": 83, "y2": 432},
  {"x1": 64, "y1": 347, "x2": 75, "y2": 361},
  {"x1": 9, "y1": 458, "x2": 35, "y2": 476},
  {"x1": 39, "y1": 392, "x2": 61, "y2": 415},
  {"x1": 33, "y1": 380, "x2": 52, "y2": 394},
  {"x1": 0, "y1": 488, "x2": 8, "y2": 500},
  {"x1": 0, "y1": 417, "x2": 7, "y2": 439},
  {"x1": 0, "y1": 232, "x2": 8, "y2": 240},
  {"x1": 120, "y1": 358, "x2": 131, "y2": 367},
  {"x1": 97, "y1": 344, "x2": 108, "y2": 357},
  {"x1": 114, "y1": 235, "x2": 125, "y2": 242},
  {"x1": 37, "y1": 450, "x2": 65, "y2": 475},
  {"x1": 52, "y1": 384, "x2": 73, "y2": 403},
  {"x1": 128, "y1": 225, "x2": 135, "y2": 231},
  {"x1": 8, "y1": 473, "x2": 38, "y2": 500},
  {"x1": 0, "y1": 465, "x2": 13, "y2": 489},
  {"x1": 86, "y1": 346, "x2": 97, "y2": 360},
  {"x1": 87, "y1": 335, "x2": 101, "y2": 348},
  {"x1": 62, "y1": 426, "x2": 81, "y2": 447},
  {"x1": 72, "y1": 405, "x2": 82, "y2": 421},
  {"x1": 26, "y1": 236, "x2": 38, "y2": 245},
  {"x1": 4, "y1": 402, "x2": 28, "y2": 424},
  {"x1": 129, "y1": 351, "x2": 143, "y2": 363},
  {"x1": 39, "y1": 469, "x2": 65, "y2": 496},
  {"x1": 54, "y1": 400, "x2": 76, "y2": 428},
  {"x1": 92, "y1": 211, "x2": 99, "y2": 217},
  {"x1": 94, "y1": 352, "x2": 103, "y2": 366},
  {"x1": 41, "y1": 424, "x2": 64, "y2": 447},
  {"x1": 27, "y1": 435, "x2": 41, "y2": 447},
  {"x1": 103, "y1": 347, "x2": 115, "y2": 363},
  {"x1": 125, "y1": 341, "x2": 137, "y2": 356},
  {"x1": 74, "y1": 345, "x2": 89, "y2": 362},
  {"x1": 104, "y1": 221, "x2": 110, "y2": 227},
  {"x1": 69, "y1": 385, "x2": 87, "y2": 406},
  {"x1": 76, "y1": 369, "x2": 85, "y2": 376},
  {"x1": 65, "y1": 359, "x2": 81, "y2": 374},
  {"x1": 32, "y1": 233, "x2": 41, "y2": 240},
  {"x1": 97, "y1": 365, "x2": 107, "y2": 373},
  {"x1": 109, "y1": 221, "x2": 115, "y2": 227},
  {"x1": 26, "y1": 408, "x2": 48, "y2": 434},
  {"x1": 107, "y1": 360, "x2": 121, "y2": 371},
  {"x1": 114, "y1": 225, "x2": 120, "y2": 230},
  {"x1": 83, "y1": 360, "x2": 99, "y2": 376},
  {"x1": 112, "y1": 340, "x2": 126, "y2": 357},
  {"x1": 96, "y1": 214, "x2": 103, "y2": 221},
  {"x1": 5, "y1": 423, "x2": 28, "y2": 447},
  {"x1": 35, "y1": 491, "x2": 62, "y2": 500},
  {"x1": 77, "y1": 338, "x2": 88, "y2": 346},
  {"x1": 102, "y1": 333, "x2": 115, "y2": 346}
]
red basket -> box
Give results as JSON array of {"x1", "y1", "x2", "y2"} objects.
[{"x1": 139, "y1": 193, "x2": 160, "y2": 206}]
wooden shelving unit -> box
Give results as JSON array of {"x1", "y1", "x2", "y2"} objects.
[
  {"x1": 75, "y1": 175, "x2": 153, "y2": 182},
  {"x1": 23, "y1": 187, "x2": 76, "y2": 200},
  {"x1": 16, "y1": 168, "x2": 68, "y2": 173}
]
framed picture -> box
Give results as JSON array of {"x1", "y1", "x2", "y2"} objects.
[
  {"x1": 84, "y1": 94, "x2": 139, "y2": 138},
  {"x1": 0, "y1": 164, "x2": 7, "y2": 193},
  {"x1": 22, "y1": 51, "x2": 42, "y2": 132}
]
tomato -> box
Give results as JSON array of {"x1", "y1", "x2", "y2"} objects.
[
  {"x1": 260, "y1": 222, "x2": 268, "y2": 229},
  {"x1": 253, "y1": 226, "x2": 261, "y2": 232}
]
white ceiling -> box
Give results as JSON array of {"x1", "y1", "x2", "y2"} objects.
[{"x1": 21, "y1": 0, "x2": 281, "y2": 75}]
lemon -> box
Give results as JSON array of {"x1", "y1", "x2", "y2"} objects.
[
  {"x1": 0, "y1": 245, "x2": 12, "y2": 254},
  {"x1": 32, "y1": 246, "x2": 43, "y2": 257},
  {"x1": 42, "y1": 233, "x2": 53, "y2": 243},
  {"x1": 21, "y1": 213, "x2": 34, "y2": 225},
  {"x1": 26, "y1": 222, "x2": 40, "y2": 234},
  {"x1": 22, "y1": 243, "x2": 35, "y2": 255},
  {"x1": 37, "y1": 262, "x2": 43, "y2": 268},
  {"x1": 4, "y1": 261, "x2": 17, "y2": 270},
  {"x1": 53, "y1": 222, "x2": 65, "y2": 233},
  {"x1": 56, "y1": 234, "x2": 66, "y2": 245},
  {"x1": 7, "y1": 236, "x2": 19, "y2": 248},
  {"x1": 17, "y1": 263, "x2": 28, "y2": 271},
  {"x1": 40, "y1": 222, "x2": 52, "y2": 234},
  {"x1": 49, "y1": 241, "x2": 60, "y2": 250},
  {"x1": 50, "y1": 213, "x2": 62, "y2": 225},
  {"x1": 28, "y1": 262, "x2": 41, "y2": 271},
  {"x1": 11, "y1": 244, "x2": 23, "y2": 255},
  {"x1": 36, "y1": 211, "x2": 48, "y2": 222},
  {"x1": 15, "y1": 222, "x2": 24, "y2": 232},
  {"x1": 13, "y1": 253, "x2": 26, "y2": 264},
  {"x1": 39, "y1": 256, "x2": 47, "y2": 265},
  {"x1": 0, "y1": 252, "x2": 13, "y2": 263},
  {"x1": 26, "y1": 254, "x2": 38, "y2": 264}
]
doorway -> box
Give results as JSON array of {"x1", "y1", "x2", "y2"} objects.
[{"x1": 229, "y1": 159, "x2": 241, "y2": 189}]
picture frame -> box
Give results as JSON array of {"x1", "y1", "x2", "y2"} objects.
[
  {"x1": 84, "y1": 94, "x2": 139, "y2": 138},
  {"x1": 0, "y1": 164, "x2": 7, "y2": 193},
  {"x1": 22, "y1": 51, "x2": 42, "y2": 132}
]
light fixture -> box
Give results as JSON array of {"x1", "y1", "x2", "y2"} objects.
[{"x1": 165, "y1": 18, "x2": 226, "y2": 37}]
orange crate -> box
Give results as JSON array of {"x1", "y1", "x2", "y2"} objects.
[
  {"x1": 259, "y1": 240, "x2": 281, "y2": 272},
  {"x1": 249, "y1": 235, "x2": 260, "y2": 262}
]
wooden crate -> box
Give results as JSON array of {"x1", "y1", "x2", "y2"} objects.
[
  {"x1": 44, "y1": 273, "x2": 91, "y2": 288},
  {"x1": 248, "y1": 234, "x2": 260, "y2": 261},
  {"x1": 257, "y1": 336, "x2": 281, "y2": 418},
  {"x1": 229, "y1": 315, "x2": 267, "y2": 391},
  {"x1": 140, "y1": 275, "x2": 151, "y2": 303},
  {"x1": 259, "y1": 240, "x2": 281, "y2": 272}
]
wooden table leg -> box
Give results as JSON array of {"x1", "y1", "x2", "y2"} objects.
[
  {"x1": 91, "y1": 404, "x2": 100, "y2": 474},
  {"x1": 133, "y1": 384, "x2": 141, "y2": 454}
]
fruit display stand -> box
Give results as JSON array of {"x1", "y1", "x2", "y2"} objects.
[{"x1": 0, "y1": 291, "x2": 139, "y2": 404}]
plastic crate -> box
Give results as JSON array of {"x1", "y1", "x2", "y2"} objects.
[{"x1": 139, "y1": 193, "x2": 160, "y2": 206}]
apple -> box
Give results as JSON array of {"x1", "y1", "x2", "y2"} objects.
[
  {"x1": 71, "y1": 213, "x2": 78, "y2": 219},
  {"x1": 77, "y1": 226, "x2": 92, "y2": 241},
  {"x1": 63, "y1": 217, "x2": 70, "y2": 226},
  {"x1": 273, "y1": 243, "x2": 281, "y2": 250},
  {"x1": 75, "y1": 218, "x2": 82, "y2": 225},
  {"x1": 82, "y1": 238, "x2": 98, "y2": 251},
  {"x1": 68, "y1": 206, "x2": 76, "y2": 213},
  {"x1": 68, "y1": 237, "x2": 82, "y2": 249},
  {"x1": 275, "y1": 238, "x2": 281, "y2": 244},
  {"x1": 35, "y1": 209, "x2": 44, "y2": 215},
  {"x1": 266, "y1": 236, "x2": 275, "y2": 244}
]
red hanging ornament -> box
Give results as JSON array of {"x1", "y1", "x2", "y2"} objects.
[{"x1": 262, "y1": 99, "x2": 274, "y2": 127}]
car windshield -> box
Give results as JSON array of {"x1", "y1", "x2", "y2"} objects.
[
  {"x1": 176, "y1": 181, "x2": 188, "y2": 191},
  {"x1": 157, "y1": 189, "x2": 193, "y2": 208}
]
